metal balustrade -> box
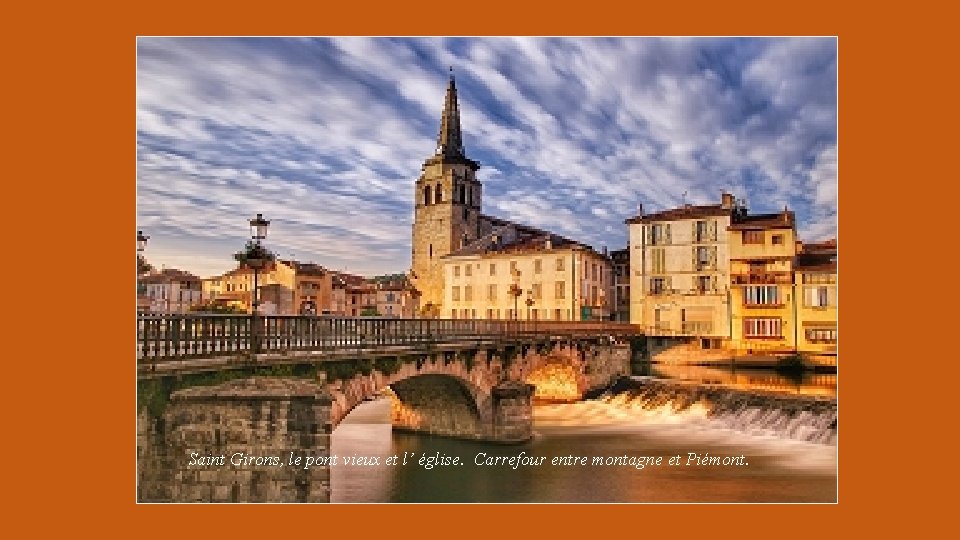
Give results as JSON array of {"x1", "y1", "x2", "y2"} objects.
[{"x1": 137, "y1": 314, "x2": 642, "y2": 362}]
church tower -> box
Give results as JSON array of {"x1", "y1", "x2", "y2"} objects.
[{"x1": 411, "y1": 70, "x2": 482, "y2": 317}]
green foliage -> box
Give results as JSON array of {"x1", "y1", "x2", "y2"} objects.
[
  {"x1": 137, "y1": 364, "x2": 317, "y2": 419},
  {"x1": 234, "y1": 240, "x2": 276, "y2": 267},
  {"x1": 360, "y1": 307, "x2": 381, "y2": 316},
  {"x1": 374, "y1": 356, "x2": 404, "y2": 375}
]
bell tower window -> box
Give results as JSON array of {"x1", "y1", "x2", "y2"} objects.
[
  {"x1": 435, "y1": 183, "x2": 443, "y2": 204},
  {"x1": 423, "y1": 185, "x2": 432, "y2": 206}
]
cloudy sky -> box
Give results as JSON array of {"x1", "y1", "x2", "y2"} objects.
[{"x1": 137, "y1": 37, "x2": 837, "y2": 278}]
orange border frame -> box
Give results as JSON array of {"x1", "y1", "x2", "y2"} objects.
[{"x1": 12, "y1": 0, "x2": 924, "y2": 534}]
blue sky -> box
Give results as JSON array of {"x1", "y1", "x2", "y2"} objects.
[{"x1": 137, "y1": 37, "x2": 837, "y2": 278}]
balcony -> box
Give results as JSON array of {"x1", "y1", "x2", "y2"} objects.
[
  {"x1": 682, "y1": 321, "x2": 713, "y2": 334},
  {"x1": 731, "y1": 273, "x2": 792, "y2": 285}
]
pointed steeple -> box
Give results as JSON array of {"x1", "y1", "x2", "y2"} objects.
[{"x1": 436, "y1": 67, "x2": 465, "y2": 158}]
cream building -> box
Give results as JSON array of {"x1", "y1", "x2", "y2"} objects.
[
  {"x1": 794, "y1": 240, "x2": 837, "y2": 355},
  {"x1": 626, "y1": 193, "x2": 738, "y2": 346},
  {"x1": 411, "y1": 72, "x2": 612, "y2": 319},
  {"x1": 443, "y1": 233, "x2": 612, "y2": 321}
]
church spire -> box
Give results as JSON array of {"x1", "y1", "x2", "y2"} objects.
[{"x1": 436, "y1": 67, "x2": 465, "y2": 158}]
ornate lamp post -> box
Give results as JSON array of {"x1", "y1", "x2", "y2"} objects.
[
  {"x1": 508, "y1": 268, "x2": 523, "y2": 321},
  {"x1": 137, "y1": 230, "x2": 150, "y2": 253},
  {"x1": 235, "y1": 214, "x2": 273, "y2": 353},
  {"x1": 525, "y1": 289, "x2": 535, "y2": 320},
  {"x1": 136, "y1": 230, "x2": 150, "y2": 308}
]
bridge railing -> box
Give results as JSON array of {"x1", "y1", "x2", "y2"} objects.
[{"x1": 137, "y1": 314, "x2": 641, "y2": 362}]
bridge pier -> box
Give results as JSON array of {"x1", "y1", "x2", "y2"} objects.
[
  {"x1": 491, "y1": 380, "x2": 535, "y2": 442},
  {"x1": 138, "y1": 378, "x2": 333, "y2": 503}
]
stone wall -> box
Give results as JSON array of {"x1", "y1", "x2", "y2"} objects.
[{"x1": 138, "y1": 378, "x2": 331, "y2": 503}]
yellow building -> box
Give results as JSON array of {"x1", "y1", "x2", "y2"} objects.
[
  {"x1": 205, "y1": 261, "x2": 297, "y2": 313},
  {"x1": 794, "y1": 240, "x2": 838, "y2": 356},
  {"x1": 727, "y1": 209, "x2": 798, "y2": 352}
]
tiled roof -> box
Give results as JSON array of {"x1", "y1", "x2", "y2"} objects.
[
  {"x1": 728, "y1": 211, "x2": 795, "y2": 230},
  {"x1": 625, "y1": 204, "x2": 732, "y2": 224},
  {"x1": 448, "y1": 214, "x2": 599, "y2": 258}
]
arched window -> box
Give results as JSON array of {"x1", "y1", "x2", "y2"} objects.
[
  {"x1": 429, "y1": 244, "x2": 433, "y2": 259},
  {"x1": 423, "y1": 185, "x2": 432, "y2": 206},
  {"x1": 459, "y1": 184, "x2": 466, "y2": 204},
  {"x1": 467, "y1": 185, "x2": 472, "y2": 206},
  {"x1": 435, "y1": 183, "x2": 443, "y2": 204}
]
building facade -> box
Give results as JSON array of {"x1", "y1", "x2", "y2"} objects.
[
  {"x1": 794, "y1": 240, "x2": 838, "y2": 355},
  {"x1": 443, "y1": 236, "x2": 612, "y2": 321},
  {"x1": 141, "y1": 269, "x2": 204, "y2": 313},
  {"x1": 610, "y1": 248, "x2": 630, "y2": 322},
  {"x1": 727, "y1": 209, "x2": 798, "y2": 352},
  {"x1": 626, "y1": 193, "x2": 737, "y2": 345}
]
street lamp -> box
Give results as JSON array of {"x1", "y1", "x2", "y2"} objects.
[
  {"x1": 137, "y1": 230, "x2": 150, "y2": 253},
  {"x1": 235, "y1": 214, "x2": 274, "y2": 354},
  {"x1": 525, "y1": 289, "x2": 535, "y2": 320},
  {"x1": 508, "y1": 268, "x2": 522, "y2": 321}
]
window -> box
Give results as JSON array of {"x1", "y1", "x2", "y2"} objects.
[
  {"x1": 487, "y1": 284, "x2": 497, "y2": 301},
  {"x1": 744, "y1": 318, "x2": 782, "y2": 338},
  {"x1": 743, "y1": 285, "x2": 780, "y2": 306},
  {"x1": 555, "y1": 281, "x2": 566, "y2": 299},
  {"x1": 429, "y1": 244, "x2": 433, "y2": 259},
  {"x1": 695, "y1": 220, "x2": 710, "y2": 242},
  {"x1": 464, "y1": 285, "x2": 473, "y2": 301},
  {"x1": 592, "y1": 263, "x2": 598, "y2": 281},
  {"x1": 804, "y1": 286, "x2": 834, "y2": 307},
  {"x1": 695, "y1": 246, "x2": 711, "y2": 270},
  {"x1": 435, "y1": 183, "x2": 443, "y2": 203},
  {"x1": 650, "y1": 277, "x2": 666, "y2": 295},
  {"x1": 556, "y1": 258, "x2": 565, "y2": 271},
  {"x1": 772, "y1": 234, "x2": 784, "y2": 245},
  {"x1": 806, "y1": 328, "x2": 837, "y2": 343},
  {"x1": 651, "y1": 248, "x2": 666, "y2": 274},
  {"x1": 510, "y1": 261, "x2": 517, "y2": 273},
  {"x1": 386, "y1": 293, "x2": 395, "y2": 302},
  {"x1": 465, "y1": 264, "x2": 472, "y2": 277},
  {"x1": 531, "y1": 283, "x2": 542, "y2": 300},
  {"x1": 743, "y1": 231, "x2": 764, "y2": 244},
  {"x1": 452, "y1": 286, "x2": 460, "y2": 301},
  {"x1": 486, "y1": 308, "x2": 494, "y2": 319},
  {"x1": 650, "y1": 224, "x2": 670, "y2": 245},
  {"x1": 489, "y1": 263, "x2": 496, "y2": 276},
  {"x1": 696, "y1": 275, "x2": 712, "y2": 294},
  {"x1": 451, "y1": 309, "x2": 457, "y2": 319},
  {"x1": 453, "y1": 265, "x2": 460, "y2": 277},
  {"x1": 423, "y1": 185, "x2": 432, "y2": 206},
  {"x1": 554, "y1": 308, "x2": 563, "y2": 320},
  {"x1": 534, "y1": 259, "x2": 542, "y2": 274}
]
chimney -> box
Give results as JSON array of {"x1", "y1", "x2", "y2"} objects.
[
  {"x1": 636, "y1": 203, "x2": 643, "y2": 216},
  {"x1": 545, "y1": 237, "x2": 552, "y2": 250},
  {"x1": 601, "y1": 245, "x2": 608, "y2": 256},
  {"x1": 721, "y1": 192, "x2": 734, "y2": 209}
]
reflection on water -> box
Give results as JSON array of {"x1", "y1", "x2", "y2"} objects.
[
  {"x1": 333, "y1": 397, "x2": 836, "y2": 503},
  {"x1": 649, "y1": 364, "x2": 837, "y2": 398}
]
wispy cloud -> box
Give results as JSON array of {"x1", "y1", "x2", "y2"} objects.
[{"x1": 137, "y1": 37, "x2": 837, "y2": 277}]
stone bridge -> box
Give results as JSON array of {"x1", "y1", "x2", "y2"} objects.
[{"x1": 137, "y1": 316, "x2": 639, "y2": 502}]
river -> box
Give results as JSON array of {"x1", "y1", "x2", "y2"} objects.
[{"x1": 331, "y1": 367, "x2": 837, "y2": 503}]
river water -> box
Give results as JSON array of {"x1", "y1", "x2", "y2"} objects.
[{"x1": 331, "y1": 367, "x2": 837, "y2": 503}]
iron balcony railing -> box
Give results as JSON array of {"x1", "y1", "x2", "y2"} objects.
[{"x1": 136, "y1": 314, "x2": 642, "y2": 362}]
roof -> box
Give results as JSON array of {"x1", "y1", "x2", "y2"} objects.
[
  {"x1": 795, "y1": 238, "x2": 837, "y2": 272},
  {"x1": 728, "y1": 211, "x2": 795, "y2": 230},
  {"x1": 625, "y1": 204, "x2": 732, "y2": 224},
  {"x1": 447, "y1": 214, "x2": 604, "y2": 259},
  {"x1": 139, "y1": 268, "x2": 201, "y2": 284}
]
